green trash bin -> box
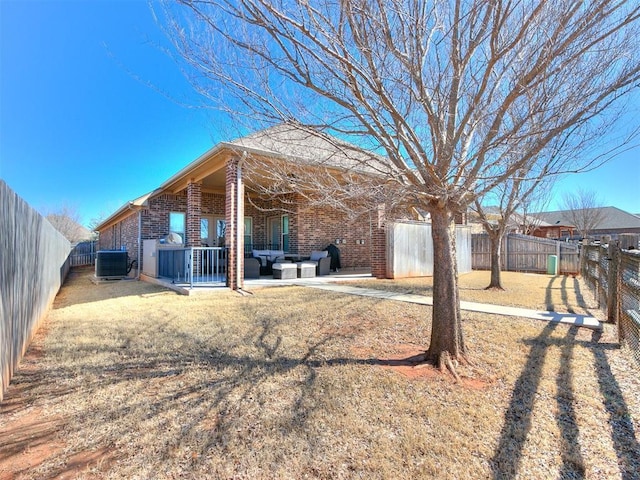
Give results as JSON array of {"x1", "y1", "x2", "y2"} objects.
[{"x1": 547, "y1": 255, "x2": 558, "y2": 275}]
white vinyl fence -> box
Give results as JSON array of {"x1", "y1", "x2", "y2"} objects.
[{"x1": 1, "y1": 181, "x2": 71, "y2": 401}]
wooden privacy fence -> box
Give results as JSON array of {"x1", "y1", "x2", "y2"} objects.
[
  {"x1": 1, "y1": 180, "x2": 71, "y2": 401},
  {"x1": 70, "y1": 240, "x2": 97, "y2": 266},
  {"x1": 581, "y1": 244, "x2": 640, "y2": 365},
  {"x1": 386, "y1": 221, "x2": 472, "y2": 278},
  {"x1": 472, "y1": 233, "x2": 579, "y2": 274}
]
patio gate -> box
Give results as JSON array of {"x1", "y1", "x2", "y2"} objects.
[{"x1": 69, "y1": 240, "x2": 97, "y2": 266}]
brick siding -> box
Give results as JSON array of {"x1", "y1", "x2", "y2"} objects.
[
  {"x1": 186, "y1": 182, "x2": 202, "y2": 247},
  {"x1": 98, "y1": 183, "x2": 377, "y2": 281},
  {"x1": 295, "y1": 202, "x2": 372, "y2": 268},
  {"x1": 97, "y1": 213, "x2": 140, "y2": 274}
]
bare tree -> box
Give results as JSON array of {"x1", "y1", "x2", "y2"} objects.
[
  {"x1": 160, "y1": 0, "x2": 640, "y2": 374},
  {"x1": 43, "y1": 205, "x2": 90, "y2": 243},
  {"x1": 520, "y1": 184, "x2": 555, "y2": 236},
  {"x1": 471, "y1": 154, "x2": 556, "y2": 290},
  {"x1": 473, "y1": 167, "x2": 556, "y2": 290},
  {"x1": 88, "y1": 212, "x2": 110, "y2": 241},
  {"x1": 560, "y1": 188, "x2": 607, "y2": 239}
]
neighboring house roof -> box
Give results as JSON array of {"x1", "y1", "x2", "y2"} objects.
[
  {"x1": 94, "y1": 124, "x2": 391, "y2": 232},
  {"x1": 533, "y1": 206, "x2": 640, "y2": 230},
  {"x1": 467, "y1": 206, "x2": 553, "y2": 228}
]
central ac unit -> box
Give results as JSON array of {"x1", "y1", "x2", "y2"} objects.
[{"x1": 96, "y1": 250, "x2": 128, "y2": 277}]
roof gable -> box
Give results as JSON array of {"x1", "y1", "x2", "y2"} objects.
[
  {"x1": 227, "y1": 123, "x2": 393, "y2": 176},
  {"x1": 94, "y1": 124, "x2": 391, "y2": 231}
]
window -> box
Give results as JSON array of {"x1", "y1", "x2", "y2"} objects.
[
  {"x1": 169, "y1": 212, "x2": 185, "y2": 236},
  {"x1": 268, "y1": 215, "x2": 289, "y2": 250},
  {"x1": 216, "y1": 219, "x2": 226, "y2": 247},
  {"x1": 201, "y1": 218, "x2": 210, "y2": 244},
  {"x1": 282, "y1": 215, "x2": 289, "y2": 252},
  {"x1": 244, "y1": 217, "x2": 253, "y2": 249}
]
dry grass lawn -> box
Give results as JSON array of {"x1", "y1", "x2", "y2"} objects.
[
  {"x1": 343, "y1": 270, "x2": 600, "y2": 316},
  {"x1": 0, "y1": 267, "x2": 638, "y2": 479}
]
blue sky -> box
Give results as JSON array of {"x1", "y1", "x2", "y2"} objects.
[{"x1": 1, "y1": 1, "x2": 639, "y2": 229}]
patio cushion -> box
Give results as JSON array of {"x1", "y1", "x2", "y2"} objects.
[
  {"x1": 252, "y1": 250, "x2": 270, "y2": 265},
  {"x1": 267, "y1": 250, "x2": 285, "y2": 262},
  {"x1": 309, "y1": 250, "x2": 328, "y2": 262},
  {"x1": 296, "y1": 262, "x2": 316, "y2": 278}
]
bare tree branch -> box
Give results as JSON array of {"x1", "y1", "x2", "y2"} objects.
[
  {"x1": 159, "y1": 0, "x2": 640, "y2": 369},
  {"x1": 560, "y1": 188, "x2": 608, "y2": 238}
]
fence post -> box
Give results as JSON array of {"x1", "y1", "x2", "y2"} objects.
[
  {"x1": 503, "y1": 233, "x2": 509, "y2": 271},
  {"x1": 607, "y1": 243, "x2": 620, "y2": 324}
]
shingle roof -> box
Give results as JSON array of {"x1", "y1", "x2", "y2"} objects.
[
  {"x1": 95, "y1": 124, "x2": 396, "y2": 231},
  {"x1": 227, "y1": 123, "x2": 394, "y2": 176},
  {"x1": 534, "y1": 206, "x2": 640, "y2": 230}
]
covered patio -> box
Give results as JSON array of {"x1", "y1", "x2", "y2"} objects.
[
  {"x1": 141, "y1": 265, "x2": 372, "y2": 295},
  {"x1": 97, "y1": 125, "x2": 388, "y2": 291}
]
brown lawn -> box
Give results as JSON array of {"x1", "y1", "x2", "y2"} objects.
[
  {"x1": 0, "y1": 267, "x2": 638, "y2": 479},
  {"x1": 343, "y1": 270, "x2": 599, "y2": 316}
]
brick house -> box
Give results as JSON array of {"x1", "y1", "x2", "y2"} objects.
[
  {"x1": 530, "y1": 207, "x2": 640, "y2": 241},
  {"x1": 95, "y1": 124, "x2": 398, "y2": 289}
]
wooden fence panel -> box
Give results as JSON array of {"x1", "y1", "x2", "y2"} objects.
[
  {"x1": 456, "y1": 227, "x2": 473, "y2": 274},
  {"x1": 387, "y1": 221, "x2": 471, "y2": 278},
  {"x1": 70, "y1": 240, "x2": 97, "y2": 266},
  {"x1": 0, "y1": 180, "x2": 71, "y2": 401},
  {"x1": 472, "y1": 233, "x2": 579, "y2": 274}
]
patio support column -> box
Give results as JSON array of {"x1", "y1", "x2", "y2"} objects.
[
  {"x1": 225, "y1": 156, "x2": 245, "y2": 290},
  {"x1": 186, "y1": 181, "x2": 202, "y2": 247},
  {"x1": 371, "y1": 204, "x2": 388, "y2": 279},
  {"x1": 186, "y1": 181, "x2": 202, "y2": 281}
]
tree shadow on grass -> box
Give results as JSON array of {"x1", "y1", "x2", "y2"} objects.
[
  {"x1": 545, "y1": 275, "x2": 595, "y2": 317},
  {"x1": 1, "y1": 295, "x2": 394, "y2": 478},
  {"x1": 573, "y1": 276, "x2": 596, "y2": 317},
  {"x1": 557, "y1": 326, "x2": 585, "y2": 478},
  {"x1": 491, "y1": 322, "x2": 639, "y2": 479},
  {"x1": 545, "y1": 276, "x2": 556, "y2": 312},
  {"x1": 491, "y1": 321, "x2": 559, "y2": 478}
]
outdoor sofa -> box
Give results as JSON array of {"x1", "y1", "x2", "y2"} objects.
[
  {"x1": 307, "y1": 250, "x2": 331, "y2": 276},
  {"x1": 244, "y1": 257, "x2": 261, "y2": 279},
  {"x1": 251, "y1": 249, "x2": 288, "y2": 275}
]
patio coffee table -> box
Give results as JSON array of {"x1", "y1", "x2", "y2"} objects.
[
  {"x1": 273, "y1": 263, "x2": 297, "y2": 280},
  {"x1": 296, "y1": 262, "x2": 316, "y2": 278}
]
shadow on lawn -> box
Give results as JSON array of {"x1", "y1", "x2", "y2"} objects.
[
  {"x1": 491, "y1": 322, "x2": 640, "y2": 479},
  {"x1": 544, "y1": 275, "x2": 594, "y2": 316},
  {"x1": 52, "y1": 266, "x2": 180, "y2": 309},
  {"x1": 2, "y1": 294, "x2": 392, "y2": 478}
]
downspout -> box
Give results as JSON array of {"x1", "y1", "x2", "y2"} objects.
[{"x1": 236, "y1": 151, "x2": 248, "y2": 290}]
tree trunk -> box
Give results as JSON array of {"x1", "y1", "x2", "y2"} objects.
[
  {"x1": 487, "y1": 230, "x2": 505, "y2": 290},
  {"x1": 426, "y1": 207, "x2": 466, "y2": 373}
]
